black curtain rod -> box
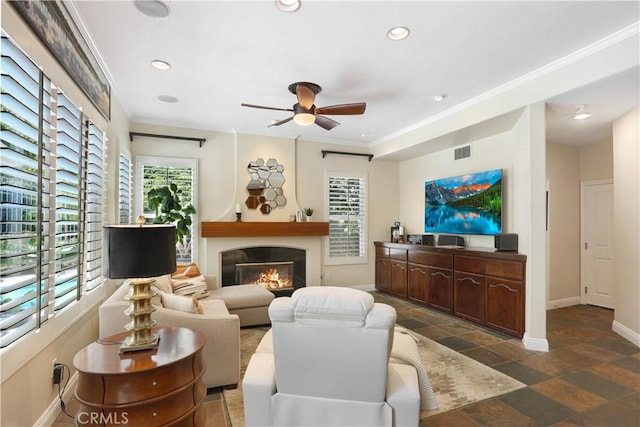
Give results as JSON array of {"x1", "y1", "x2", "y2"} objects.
[
  {"x1": 129, "y1": 132, "x2": 206, "y2": 147},
  {"x1": 321, "y1": 150, "x2": 373, "y2": 161}
]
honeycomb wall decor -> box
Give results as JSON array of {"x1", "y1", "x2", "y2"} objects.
[{"x1": 246, "y1": 158, "x2": 286, "y2": 214}]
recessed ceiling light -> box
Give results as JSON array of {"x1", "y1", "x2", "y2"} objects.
[
  {"x1": 388, "y1": 26, "x2": 410, "y2": 41},
  {"x1": 157, "y1": 95, "x2": 178, "y2": 103},
  {"x1": 134, "y1": 0, "x2": 170, "y2": 18},
  {"x1": 433, "y1": 94, "x2": 448, "y2": 102},
  {"x1": 151, "y1": 60, "x2": 170, "y2": 70},
  {"x1": 276, "y1": 0, "x2": 301, "y2": 12}
]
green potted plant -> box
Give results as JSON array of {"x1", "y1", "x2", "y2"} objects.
[
  {"x1": 147, "y1": 184, "x2": 197, "y2": 245},
  {"x1": 303, "y1": 207, "x2": 314, "y2": 222}
]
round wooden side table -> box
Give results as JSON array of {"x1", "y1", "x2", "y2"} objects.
[{"x1": 73, "y1": 327, "x2": 206, "y2": 427}]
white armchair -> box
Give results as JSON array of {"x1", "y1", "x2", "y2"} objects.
[
  {"x1": 242, "y1": 286, "x2": 421, "y2": 427},
  {"x1": 99, "y1": 279, "x2": 241, "y2": 389}
]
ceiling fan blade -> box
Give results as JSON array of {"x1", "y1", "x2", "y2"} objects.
[
  {"x1": 268, "y1": 116, "x2": 294, "y2": 127},
  {"x1": 315, "y1": 102, "x2": 366, "y2": 116},
  {"x1": 241, "y1": 103, "x2": 293, "y2": 112},
  {"x1": 314, "y1": 115, "x2": 340, "y2": 130},
  {"x1": 296, "y1": 84, "x2": 315, "y2": 109}
]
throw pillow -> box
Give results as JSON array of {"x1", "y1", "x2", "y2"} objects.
[
  {"x1": 160, "y1": 291, "x2": 204, "y2": 314},
  {"x1": 172, "y1": 274, "x2": 209, "y2": 299},
  {"x1": 172, "y1": 263, "x2": 202, "y2": 280},
  {"x1": 153, "y1": 274, "x2": 174, "y2": 294}
]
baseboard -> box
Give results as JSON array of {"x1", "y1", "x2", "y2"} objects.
[
  {"x1": 547, "y1": 297, "x2": 581, "y2": 309},
  {"x1": 612, "y1": 320, "x2": 640, "y2": 348},
  {"x1": 522, "y1": 332, "x2": 549, "y2": 352},
  {"x1": 35, "y1": 371, "x2": 78, "y2": 426},
  {"x1": 349, "y1": 284, "x2": 376, "y2": 292}
]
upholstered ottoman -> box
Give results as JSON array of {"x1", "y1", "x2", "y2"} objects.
[{"x1": 209, "y1": 285, "x2": 274, "y2": 327}]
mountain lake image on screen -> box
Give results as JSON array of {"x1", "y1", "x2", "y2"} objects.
[{"x1": 424, "y1": 169, "x2": 502, "y2": 235}]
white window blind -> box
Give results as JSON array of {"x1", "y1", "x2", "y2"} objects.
[
  {"x1": 1, "y1": 35, "x2": 53, "y2": 348},
  {"x1": 54, "y1": 94, "x2": 82, "y2": 311},
  {"x1": 0, "y1": 35, "x2": 105, "y2": 348},
  {"x1": 118, "y1": 154, "x2": 131, "y2": 224},
  {"x1": 85, "y1": 122, "x2": 105, "y2": 291},
  {"x1": 326, "y1": 172, "x2": 367, "y2": 264}
]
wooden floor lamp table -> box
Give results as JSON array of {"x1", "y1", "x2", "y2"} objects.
[{"x1": 73, "y1": 326, "x2": 206, "y2": 427}]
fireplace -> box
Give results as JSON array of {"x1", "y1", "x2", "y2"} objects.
[
  {"x1": 236, "y1": 261, "x2": 294, "y2": 291},
  {"x1": 221, "y1": 246, "x2": 306, "y2": 296}
]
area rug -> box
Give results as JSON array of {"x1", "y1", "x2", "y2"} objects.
[{"x1": 223, "y1": 326, "x2": 526, "y2": 426}]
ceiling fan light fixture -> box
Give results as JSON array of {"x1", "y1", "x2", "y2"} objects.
[
  {"x1": 293, "y1": 113, "x2": 315, "y2": 126},
  {"x1": 573, "y1": 112, "x2": 592, "y2": 120},
  {"x1": 276, "y1": 0, "x2": 301, "y2": 12},
  {"x1": 134, "y1": 0, "x2": 170, "y2": 18},
  {"x1": 571, "y1": 104, "x2": 592, "y2": 120},
  {"x1": 388, "y1": 26, "x2": 410, "y2": 41}
]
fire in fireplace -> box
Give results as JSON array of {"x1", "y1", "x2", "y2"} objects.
[
  {"x1": 236, "y1": 261, "x2": 294, "y2": 291},
  {"x1": 221, "y1": 246, "x2": 306, "y2": 296}
]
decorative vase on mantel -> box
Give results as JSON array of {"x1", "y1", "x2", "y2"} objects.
[{"x1": 303, "y1": 208, "x2": 314, "y2": 222}]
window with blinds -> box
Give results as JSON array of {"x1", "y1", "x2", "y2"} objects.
[
  {"x1": 0, "y1": 35, "x2": 105, "y2": 348},
  {"x1": 85, "y1": 122, "x2": 104, "y2": 291},
  {"x1": 137, "y1": 156, "x2": 197, "y2": 263},
  {"x1": 326, "y1": 172, "x2": 368, "y2": 265},
  {"x1": 118, "y1": 154, "x2": 131, "y2": 224},
  {"x1": 54, "y1": 94, "x2": 82, "y2": 311}
]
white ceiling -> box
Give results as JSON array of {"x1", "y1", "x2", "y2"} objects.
[{"x1": 71, "y1": 1, "x2": 639, "y2": 147}]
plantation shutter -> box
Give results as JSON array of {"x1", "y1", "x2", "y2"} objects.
[
  {"x1": 84, "y1": 122, "x2": 105, "y2": 291},
  {"x1": 119, "y1": 154, "x2": 131, "y2": 224},
  {"x1": 54, "y1": 94, "x2": 82, "y2": 310},
  {"x1": 1, "y1": 34, "x2": 106, "y2": 348},
  {"x1": 326, "y1": 173, "x2": 367, "y2": 264},
  {"x1": 1, "y1": 35, "x2": 53, "y2": 347}
]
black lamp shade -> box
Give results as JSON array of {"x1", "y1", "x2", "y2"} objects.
[{"x1": 103, "y1": 225, "x2": 177, "y2": 279}]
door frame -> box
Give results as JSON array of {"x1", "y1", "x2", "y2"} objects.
[{"x1": 580, "y1": 178, "x2": 614, "y2": 305}]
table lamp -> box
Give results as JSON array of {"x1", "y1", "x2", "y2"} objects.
[{"x1": 103, "y1": 221, "x2": 176, "y2": 353}]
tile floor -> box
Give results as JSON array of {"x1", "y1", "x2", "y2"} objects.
[
  {"x1": 54, "y1": 291, "x2": 639, "y2": 426},
  {"x1": 372, "y1": 291, "x2": 639, "y2": 427}
]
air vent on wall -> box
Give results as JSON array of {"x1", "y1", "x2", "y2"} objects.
[{"x1": 454, "y1": 145, "x2": 471, "y2": 160}]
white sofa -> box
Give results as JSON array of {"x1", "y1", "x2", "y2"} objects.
[
  {"x1": 242, "y1": 286, "x2": 422, "y2": 427},
  {"x1": 99, "y1": 279, "x2": 241, "y2": 389}
]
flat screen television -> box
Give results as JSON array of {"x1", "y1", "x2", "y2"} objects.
[{"x1": 424, "y1": 168, "x2": 502, "y2": 235}]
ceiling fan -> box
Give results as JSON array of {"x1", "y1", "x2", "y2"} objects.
[{"x1": 241, "y1": 82, "x2": 366, "y2": 130}]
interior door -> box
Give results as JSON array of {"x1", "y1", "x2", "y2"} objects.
[{"x1": 581, "y1": 180, "x2": 614, "y2": 308}]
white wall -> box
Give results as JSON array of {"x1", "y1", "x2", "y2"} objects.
[
  {"x1": 543, "y1": 139, "x2": 613, "y2": 309},
  {"x1": 546, "y1": 143, "x2": 581, "y2": 304},
  {"x1": 580, "y1": 139, "x2": 614, "y2": 182},
  {"x1": 612, "y1": 107, "x2": 640, "y2": 346},
  {"x1": 296, "y1": 139, "x2": 399, "y2": 286},
  {"x1": 399, "y1": 131, "x2": 516, "y2": 247}
]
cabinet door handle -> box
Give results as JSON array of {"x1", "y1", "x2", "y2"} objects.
[
  {"x1": 489, "y1": 283, "x2": 518, "y2": 292},
  {"x1": 431, "y1": 271, "x2": 448, "y2": 279},
  {"x1": 459, "y1": 276, "x2": 481, "y2": 285}
]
